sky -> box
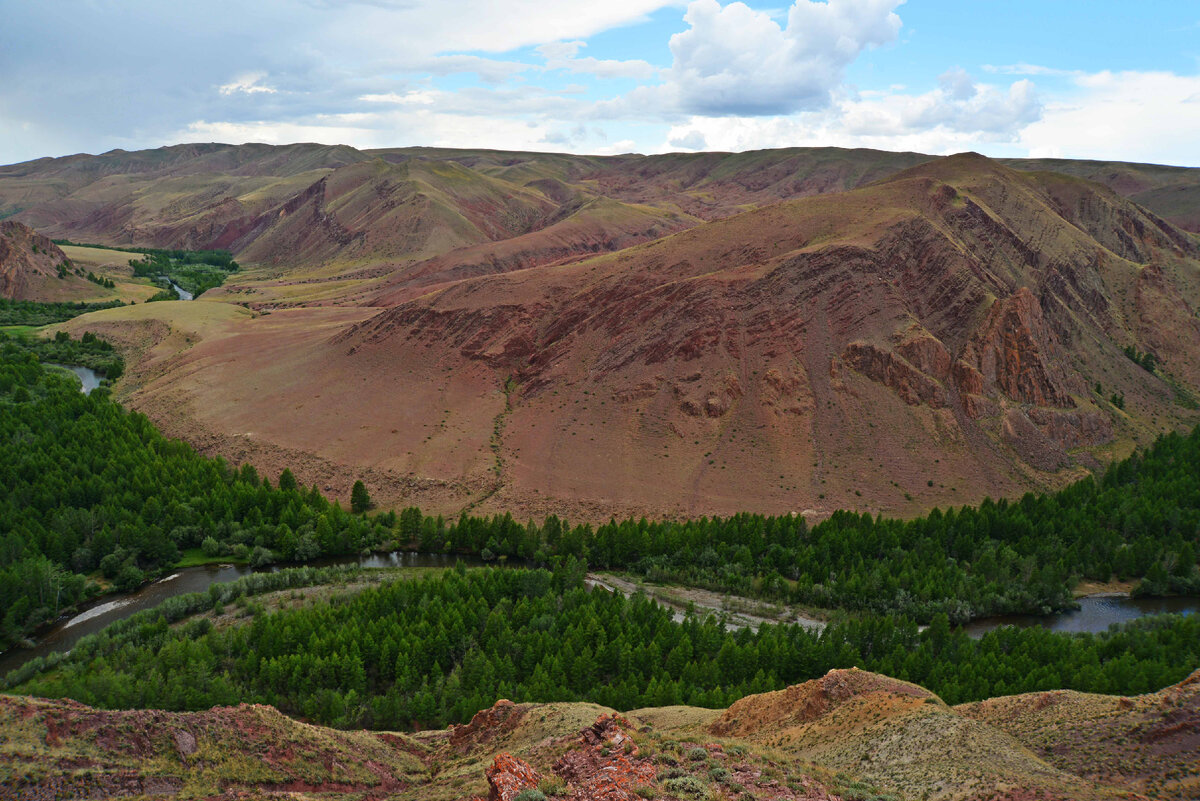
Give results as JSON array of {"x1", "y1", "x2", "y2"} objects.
[{"x1": 1, "y1": 0, "x2": 1199, "y2": 166}]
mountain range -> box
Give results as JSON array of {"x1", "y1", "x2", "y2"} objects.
[{"x1": 2, "y1": 143, "x2": 1199, "y2": 519}]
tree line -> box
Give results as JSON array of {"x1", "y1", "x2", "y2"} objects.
[
  {"x1": 128, "y1": 249, "x2": 239, "y2": 298},
  {"x1": 396, "y1": 427, "x2": 1200, "y2": 622},
  {"x1": 12, "y1": 565, "x2": 1198, "y2": 731},
  {"x1": 0, "y1": 297, "x2": 125, "y2": 327}
]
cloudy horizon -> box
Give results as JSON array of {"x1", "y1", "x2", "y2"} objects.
[{"x1": 2, "y1": 0, "x2": 1199, "y2": 167}]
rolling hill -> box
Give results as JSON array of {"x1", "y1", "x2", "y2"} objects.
[
  {"x1": 3, "y1": 144, "x2": 1196, "y2": 519},
  {"x1": 4, "y1": 667, "x2": 1196, "y2": 800}
]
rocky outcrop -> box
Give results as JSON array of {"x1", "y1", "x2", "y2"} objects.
[
  {"x1": 965, "y1": 288, "x2": 1075, "y2": 408},
  {"x1": 450, "y1": 699, "x2": 527, "y2": 753},
  {"x1": 841, "y1": 342, "x2": 947, "y2": 408},
  {"x1": 553, "y1": 714, "x2": 657, "y2": 801},
  {"x1": 0, "y1": 220, "x2": 69, "y2": 300},
  {"x1": 484, "y1": 753, "x2": 541, "y2": 801}
]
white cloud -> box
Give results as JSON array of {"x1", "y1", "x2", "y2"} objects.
[
  {"x1": 668, "y1": 129, "x2": 708, "y2": 150},
  {"x1": 218, "y1": 72, "x2": 277, "y2": 96},
  {"x1": 414, "y1": 55, "x2": 531, "y2": 84},
  {"x1": 840, "y1": 75, "x2": 1040, "y2": 137},
  {"x1": 660, "y1": 73, "x2": 1041, "y2": 156},
  {"x1": 178, "y1": 110, "x2": 576, "y2": 154},
  {"x1": 359, "y1": 91, "x2": 437, "y2": 105},
  {"x1": 1018, "y1": 70, "x2": 1200, "y2": 166},
  {"x1": 537, "y1": 40, "x2": 658, "y2": 80},
  {"x1": 982, "y1": 63, "x2": 1081, "y2": 78},
  {"x1": 322, "y1": 0, "x2": 676, "y2": 57},
  {"x1": 611, "y1": 0, "x2": 903, "y2": 117},
  {"x1": 593, "y1": 138, "x2": 640, "y2": 155}
]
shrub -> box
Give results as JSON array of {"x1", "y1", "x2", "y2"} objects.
[
  {"x1": 663, "y1": 775, "x2": 709, "y2": 799},
  {"x1": 687, "y1": 747, "x2": 707, "y2": 761},
  {"x1": 513, "y1": 789, "x2": 546, "y2": 801}
]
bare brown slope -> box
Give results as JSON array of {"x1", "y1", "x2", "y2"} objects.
[
  {"x1": 314, "y1": 153, "x2": 1200, "y2": 517},
  {"x1": 706, "y1": 667, "x2": 1191, "y2": 801},
  {"x1": 958, "y1": 669, "x2": 1200, "y2": 801},
  {"x1": 1001, "y1": 156, "x2": 1200, "y2": 233},
  {"x1": 6, "y1": 144, "x2": 1198, "y2": 308},
  {"x1": 52, "y1": 154, "x2": 1200, "y2": 519},
  {"x1": 0, "y1": 695, "x2": 428, "y2": 799}
]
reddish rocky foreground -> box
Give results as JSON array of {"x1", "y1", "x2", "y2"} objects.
[{"x1": 477, "y1": 711, "x2": 840, "y2": 801}]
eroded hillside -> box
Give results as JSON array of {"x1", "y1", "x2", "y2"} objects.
[
  {"x1": 5, "y1": 146, "x2": 1196, "y2": 519},
  {"x1": 4, "y1": 667, "x2": 1197, "y2": 800}
]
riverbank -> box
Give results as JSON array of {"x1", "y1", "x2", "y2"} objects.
[
  {"x1": 0, "y1": 550, "x2": 484, "y2": 679},
  {"x1": 587, "y1": 572, "x2": 829, "y2": 633},
  {"x1": 1073, "y1": 578, "x2": 1138, "y2": 598}
]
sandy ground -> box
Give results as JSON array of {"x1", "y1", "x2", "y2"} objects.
[{"x1": 587, "y1": 572, "x2": 827, "y2": 633}]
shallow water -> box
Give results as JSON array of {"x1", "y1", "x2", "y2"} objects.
[
  {"x1": 47, "y1": 363, "x2": 101, "y2": 394},
  {"x1": 159, "y1": 276, "x2": 193, "y2": 300},
  {"x1": 964, "y1": 594, "x2": 1200, "y2": 638}
]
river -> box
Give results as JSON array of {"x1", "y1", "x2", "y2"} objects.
[
  {"x1": 159, "y1": 276, "x2": 193, "y2": 301},
  {"x1": 964, "y1": 594, "x2": 1200, "y2": 638},
  {"x1": 3, "y1": 557, "x2": 1196, "y2": 680},
  {"x1": 46, "y1": 363, "x2": 101, "y2": 394},
  {"x1": 0, "y1": 551, "x2": 479, "y2": 680}
]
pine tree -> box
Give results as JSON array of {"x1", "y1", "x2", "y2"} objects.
[{"x1": 351, "y1": 480, "x2": 372, "y2": 514}]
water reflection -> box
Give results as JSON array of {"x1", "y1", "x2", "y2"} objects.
[{"x1": 964, "y1": 594, "x2": 1199, "y2": 638}]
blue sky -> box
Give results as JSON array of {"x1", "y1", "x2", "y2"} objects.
[{"x1": 2, "y1": 1, "x2": 1199, "y2": 165}]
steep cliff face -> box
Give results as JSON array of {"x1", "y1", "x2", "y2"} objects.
[{"x1": 0, "y1": 221, "x2": 69, "y2": 300}]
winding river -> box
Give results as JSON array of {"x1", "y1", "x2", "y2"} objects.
[
  {"x1": 0, "y1": 552, "x2": 479, "y2": 680},
  {"x1": 159, "y1": 276, "x2": 193, "y2": 301},
  {"x1": 47, "y1": 363, "x2": 101, "y2": 394},
  {"x1": 2, "y1": 554, "x2": 1196, "y2": 681}
]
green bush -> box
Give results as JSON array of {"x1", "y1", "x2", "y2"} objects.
[{"x1": 663, "y1": 775, "x2": 709, "y2": 799}]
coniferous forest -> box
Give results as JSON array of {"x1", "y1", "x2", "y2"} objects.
[
  {"x1": 10, "y1": 565, "x2": 1198, "y2": 730},
  {"x1": 3, "y1": 328, "x2": 1200, "y2": 647},
  {"x1": 1, "y1": 324, "x2": 1198, "y2": 731}
]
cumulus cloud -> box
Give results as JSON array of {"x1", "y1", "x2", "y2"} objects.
[
  {"x1": 608, "y1": 0, "x2": 903, "y2": 118},
  {"x1": 839, "y1": 73, "x2": 1040, "y2": 138},
  {"x1": 178, "y1": 109, "x2": 580, "y2": 154},
  {"x1": 0, "y1": 0, "x2": 675, "y2": 163},
  {"x1": 661, "y1": 72, "x2": 1042, "y2": 156}
]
